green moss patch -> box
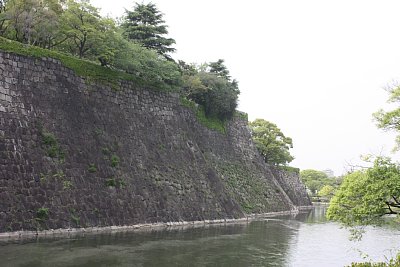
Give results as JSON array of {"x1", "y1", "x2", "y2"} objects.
[{"x1": 180, "y1": 97, "x2": 226, "y2": 133}]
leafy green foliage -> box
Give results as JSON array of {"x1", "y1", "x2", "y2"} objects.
[
  {"x1": 234, "y1": 111, "x2": 248, "y2": 121},
  {"x1": 374, "y1": 85, "x2": 400, "y2": 151},
  {"x1": 327, "y1": 157, "x2": 400, "y2": 226},
  {"x1": 62, "y1": 180, "x2": 73, "y2": 190},
  {"x1": 180, "y1": 59, "x2": 240, "y2": 121},
  {"x1": 249, "y1": 119, "x2": 294, "y2": 166},
  {"x1": 122, "y1": 2, "x2": 175, "y2": 57},
  {"x1": 105, "y1": 177, "x2": 126, "y2": 188},
  {"x1": 0, "y1": 1, "x2": 239, "y2": 123},
  {"x1": 179, "y1": 96, "x2": 226, "y2": 133},
  {"x1": 110, "y1": 154, "x2": 119, "y2": 167},
  {"x1": 41, "y1": 130, "x2": 64, "y2": 160},
  {"x1": 36, "y1": 207, "x2": 49, "y2": 221},
  {"x1": 59, "y1": 0, "x2": 112, "y2": 59},
  {"x1": 5, "y1": 0, "x2": 63, "y2": 47},
  {"x1": 347, "y1": 253, "x2": 400, "y2": 266},
  {"x1": 0, "y1": 0, "x2": 181, "y2": 91},
  {"x1": 300, "y1": 169, "x2": 333, "y2": 195},
  {"x1": 0, "y1": 35, "x2": 180, "y2": 90},
  {"x1": 112, "y1": 38, "x2": 181, "y2": 91},
  {"x1": 195, "y1": 105, "x2": 226, "y2": 133},
  {"x1": 88, "y1": 163, "x2": 97, "y2": 173},
  {"x1": 0, "y1": 36, "x2": 132, "y2": 81},
  {"x1": 105, "y1": 178, "x2": 116, "y2": 187},
  {"x1": 208, "y1": 59, "x2": 231, "y2": 80},
  {"x1": 197, "y1": 71, "x2": 239, "y2": 120},
  {"x1": 318, "y1": 185, "x2": 335, "y2": 199}
]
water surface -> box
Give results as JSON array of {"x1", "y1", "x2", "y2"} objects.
[{"x1": 1, "y1": 205, "x2": 399, "y2": 266}]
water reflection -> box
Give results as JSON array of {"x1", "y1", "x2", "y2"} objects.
[{"x1": 1, "y1": 206, "x2": 399, "y2": 267}]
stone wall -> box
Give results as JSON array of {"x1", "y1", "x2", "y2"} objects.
[
  {"x1": 0, "y1": 52, "x2": 310, "y2": 232},
  {"x1": 270, "y1": 168, "x2": 311, "y2": 207}
]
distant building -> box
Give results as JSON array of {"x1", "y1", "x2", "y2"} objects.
[{"x1": 323, "y1": 169, "x2": 334, "y2": 178}]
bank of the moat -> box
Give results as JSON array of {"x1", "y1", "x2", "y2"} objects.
[{"x1": 0, "y1": 52, "x2": 310, "y2": 233}]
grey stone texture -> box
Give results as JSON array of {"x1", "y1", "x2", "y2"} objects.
[{"x1": 0, "y1": 52, "x2": 310, "y2": 232}]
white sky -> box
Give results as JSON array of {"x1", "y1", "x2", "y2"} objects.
[{"x1": 92, "y1": 0, "x2": 400, "y2": 176}]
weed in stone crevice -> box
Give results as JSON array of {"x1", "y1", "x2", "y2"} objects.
[
  {"x1": 40, "y1": 130, "x2": 65, "y2": 161},
  {"x1": 94, "y1": 128, "x2": 103, "y2": 137},
  {"x1": 62, "y1": 180, "x2": 73, "y2": 190},
  {"x1": 101, "y1": 147, "x2": 111, "y2": 155},
  {"x1": 71, "y1": 214, "x2": 80, "y2": 227},
  {"x1": 88, "y1": 163, "x2": 97, "y2": 173},
  {"x1": 105, "y1": 178, "x2": 117, "y2": 187},
  {"x1": 105, "y1": 177, "x2": 126, "y2": 189},
  {"x1": 110, "y1": 155, "x2": 120, "y2": 167},
  {"x1": 36, "y1": 207, "x2": 49, "y2": 221}
]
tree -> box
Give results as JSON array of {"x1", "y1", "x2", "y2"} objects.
[
  {"x1": 208, "y1": 59, "x2": 231, "y2": 80},
  {"x1": 122, "y1": 2, "x2": 175, "y2": 58},
  {"x1": 318, "y1": 185, "x2": 335, "y2": 199},
  {"x1": 113, "y1": 38, "x2": 181, "y2": 90},
  {"x1": 4, "y1": 0, "x2": 63, "y2": 47},
  {"x1": 0, "y1": 0, "x2": 9, "y2": 35},
  {"x1": 249, "y1": 119, "x2": 294, "y2": 166},
  {"x1": 180, "y1": 59, "x2": 240, "y2": 121},
  {"x1": 374, "y1": 85, "x2": 400, "y2": 150},
  {"x1": 299, "y1": 169, "x2": 333, "y2": 195},
  {"x1": 60, "y1": 0, "x2": 114, "y2": 59},
  {"x1": 327, "y1": 157, "x2": 400, "y2": 226},
  {"x1": 197, "y1": 71, "x2": 239, "y2": 120}
]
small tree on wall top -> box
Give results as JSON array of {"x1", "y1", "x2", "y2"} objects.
[{"x1": 249, "y1": 119, "x2": 294, "y2": 166}]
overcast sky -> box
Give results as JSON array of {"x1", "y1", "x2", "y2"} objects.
[{"x1": 92, "y1": 0, "x2": 400, "y2": 176}]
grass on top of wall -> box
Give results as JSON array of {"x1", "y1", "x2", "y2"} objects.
[
  {"x1": 0, "y1": 37, "x2": 136, "y2": 87},
  {"x1": 0, "y1": 37, "x2": 182, "y2": 92}
]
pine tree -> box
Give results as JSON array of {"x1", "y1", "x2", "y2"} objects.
[{"x1": 122, "y1": 2, "x2": 175, "y2": 58}]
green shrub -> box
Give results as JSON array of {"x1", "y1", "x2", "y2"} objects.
[
  {"x1": 40, "y1": 130, "x2": 65, "y2": 160},
  {"x1": 110, "y1": 155, "x2": 120, "y2": 167},
  {"x1": 195, "y1": 106, "x2": 226, "y2": 133},
  {"x1": 180, "y1": 96, "x2": 196, "y2": 109},
  {"x1": 36, "y1": 207, "x2": 49, "y2": 221},
  {"x1": 105, "y1": 177, "x2": 126, "y2": 188},
  {"x1": 234, "y1": 111, "x2": 248, "y2": 121},
  {"x1": 180, "y1": 96, "x2": 226, "y2": 133},
  {"x1": 105, "y1": 178, "x2": 116, "y2": 187},
  {"x1": 348, "y1": 253, "x2": 400, "y2": 266},
  {"x1": 63, "y1": 180, "x2": 73, "y2": 190}
]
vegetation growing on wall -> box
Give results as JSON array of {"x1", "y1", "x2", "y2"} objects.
[{"x1": 214, "y1": 161, "x2": 289, "y2": 213}]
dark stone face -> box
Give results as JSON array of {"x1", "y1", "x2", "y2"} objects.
[{"x1": 0, "y1": 52, "x2": 310, "y2": 232}]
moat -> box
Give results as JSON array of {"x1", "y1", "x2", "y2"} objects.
[{"x1": 1, "y1": 205, "x2": 399, "y2": 267}]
